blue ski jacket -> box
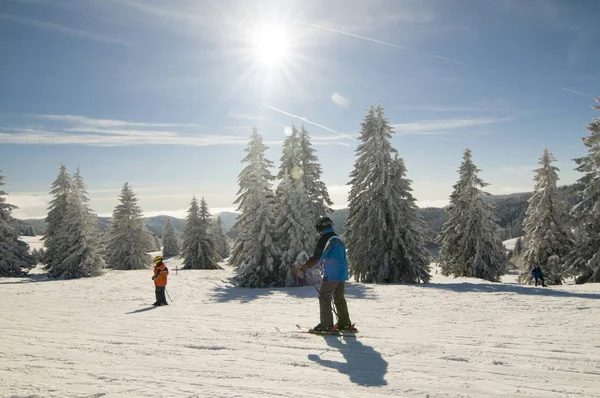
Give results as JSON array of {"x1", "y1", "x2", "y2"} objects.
[
  {"x1": 311, "y1": 228, "x2": 348, "y2": 281},
  {"x1": 531, "y1": 266, "x2": 543, "y2": 278}
]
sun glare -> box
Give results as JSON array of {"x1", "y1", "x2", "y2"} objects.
[{"x1": 251, "y1": 25, "x2": 289, "y2": 67}]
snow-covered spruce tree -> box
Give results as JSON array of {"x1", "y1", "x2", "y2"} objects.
[
  {"x1": 299, "y1": 125, "x2": 333, "y2": 218},
  {"x1": 210, "y1": 216, "x2": 230, "y2": 259},
  {"x1": 274, "y1": 125, "x2": 315, "y2": 286},
  {"x1": 346, "y1": 104, "x2": 431, "y2": 283},
  {"x1": 230, "y1": 127, "x2": 279, "y2": 287},
  {"x1": 518, "y1": 147, "x2": 573, "y2": 285},
  {"x1": 51, "y1": 169, "x2": 104, "y2": 278},
  {"x1": 106, "y1": 183, "x2": 152, "y2": 270},
  {"x1": 181, "y1": 197, "x2": 221, "y2": 269},
  {"x1": 436, "y1": 148, "x2": 507, "y2": 281},
  {"x1": 162, "y1": 217, "x2": 180, "y2": 257},
  {"x1": 277, "y1": 125, "x2": 302, "y2": 183},
  {"x1": 563, "y1": 98, "x2": 600, "y2": 283},
  {"x1": 386, "y1": 154, "x2": 431, "y2": 283},
  {"x1": 274, "y1": 175, "x2": 314, "y2": 286},
  {"x1": 42, "y1": 164, "x2": 72, "y2": 272},
  {"x1": 513, "y1": 237, "x2": 524, "y2": 258},
  {"x1": 0, "y1": 171, "x2": 36, "y2": 276}
]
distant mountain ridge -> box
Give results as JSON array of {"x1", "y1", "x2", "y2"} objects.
[{"x1": 17, "y1": 184, "x2": 581, "y2": 245}]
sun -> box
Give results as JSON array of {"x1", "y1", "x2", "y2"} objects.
[{"x1": 251, "y1": 24, "x2": 289, "y2": 67}]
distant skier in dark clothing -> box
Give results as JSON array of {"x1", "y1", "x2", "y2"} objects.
[
  {"x1": 531, "y1": 264, "x2": 546, "y2": 287},
  {"x1": 152, "y1": 255, "x2": 169, "y2": 305},
  {"x1": 299, "y1": 217, "x2": 355, "y2": 333}
]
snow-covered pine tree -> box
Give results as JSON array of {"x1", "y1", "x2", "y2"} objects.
[
  {"x1": 277, "y1": 125, "x2": 302, "y2": 183},
  {"x1": 513, "y1": 237, "x2": 524, "y2": 258},
  {"x1": 346, "y1": 104, "x2": 431, "y2": 283},
  {"x1": 563, "y1": 97, "x2": 600, "y2": 283},
  {"x1": 162, "y1": 217, "x2": 180, "y2": 257},
  {"x1": 42, "y1": 164, "x2": 72, "y2": 273},
  {"x1": 51, "y1": 168, "x2": 104, "y2": 278},
  {"x1": 0, "y1": 170, "x2": 36, "y2": 276},
  {"x1": 230, "y1": 127, "x2": 279, "y2": 287},
  {"x1": 299, "y1": 125, "x2": 333, "y2": 218},
  {"x1": 106, "y1": 183, "x2": 152, "y2": 270},
  {"x1": 274, "y1": 124, "x2": 314, "y2": 286},
  {"x1": 518, "y1": 147, "x2": 573, "y2": 285},
  {"x1": 386, "y1": 154, "x2": 431, "y2": 283},
  {"x1": 274, "y1": 175, "x2": 314, "y2": 286},
  {"x1": 210, "y1": 216, "x2": 230, "y2": 259},
  {"x1": 436, "y1": 148, "x2": 507, "y2": 282},
  {"x1": 181, "y1": 197, "x2": 221, "y2": 269}
]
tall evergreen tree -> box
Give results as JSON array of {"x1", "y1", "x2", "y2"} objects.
[
  {"x1": 231, "y1": 128, "x2": 279, "y2": 287},
  {"x1": 346, "y1": 104, "x2": 431, "y2": 283},
  {"x1": 518, "y1": 148, "x2": 573, "y2": 285},
  {"x1": 563, "y1": 98, "x2": 600, "y2": 283},
  {"x1": 42, "y1": 164, "x2": 72, "y2": 272},
  {"x1": 51, "y1": 169, "x2": 104, "y2": 278},
  {"x1": 162, "y1": 217, "x2": 180, "y2": 257},
  {"x1": 106, "y1": 183, "x2": 152, "y2": 270},
  {"x1": 210, "y1": 216, "x2": 230, "y2": 259},
  {"x1": 0, "y1": 171, "x2": 36, "y2": 276},
  {"x1": 275, "y1": 125, "x2": 315, "y2": 286},
  {"x1": 274, "y1": 175, "x2": 315, "y2": 286},
  {"x1": 299, "y1": 125, "x2": 333, "y2": 218},
  {"x1": 513, "y1": 237, "x2": 524, "y2": 258},
  {"x1": 277, "y1": 125, "x2": 302, "y2": 182},
  {"x1": 437, "y1": 149, "x2": 507, "y2": 281},
  {"x1": 182, "y1": 197, "x2": 221, "y2": 269},
  {"x1": 386, "y1": 154, "x2": 431, "y2": 283}
]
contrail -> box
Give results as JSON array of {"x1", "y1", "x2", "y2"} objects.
[
  {"x1": 297, "y1": 20, "x2": 466, "y2": 66},
  {"x1": 559, "y1": 87, "x2": 590, "y2": 97},
  {"x1": 261, "y1": 103, "x2": 357, "y2": 141}
]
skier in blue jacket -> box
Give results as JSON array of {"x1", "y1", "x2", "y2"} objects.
[
  {"x1": 300, "y1": 217, "x2": 355, "y2": 332},
  {"x1": 531, "y1": 264, "x2": 546, "y2": 287}
]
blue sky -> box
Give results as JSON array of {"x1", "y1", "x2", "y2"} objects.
[{"x1": 0, "y1": 0, "x2": 598, "y2": 219}]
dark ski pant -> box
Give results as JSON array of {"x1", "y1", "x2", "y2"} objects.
[
  {"x1": 155, "y1": 286, "x2": 167, "y2": 304},
  {"x1": 319, "y1": 280, "x2": 351, "y2": 328},
  {"x1": 534, "y1": 276, "x2": 546, "y2": 287}
]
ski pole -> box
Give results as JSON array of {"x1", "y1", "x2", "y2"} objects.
[
  {"x1": 306, "y1": 274, "x2": 339, "y2": 322},
  {"x1": 165, "y1": 287, "x2": 172, "y2": 303}
]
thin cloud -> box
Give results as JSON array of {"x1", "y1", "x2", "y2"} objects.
[
  {"x1": 0, "y1": 13, "x2": 128, "y2": 46},
  {"x1": 61, "y1": 127, "x2": 178, "y2": 137},
  {"x1": 35, "y1": 114, "x2": 197, "y2": 128},
  {"x1": 559, "y1": 87, "x2": 590, "y2": 97},
  {"x1": 297, "y1": 20, "x2": 466, "y2": 66},
  {"x1": 0, "y1": 129, "x2": 249, "y2": 146},
  {"x1": 261, "y1": 103, "x2": 357, "y2": 141},
  {"x1": 332, "y1": 92, "x2": 351, "y2": 108},
  {"x1": 392, "y1": 117, "x2": 511, "y2": 135}
]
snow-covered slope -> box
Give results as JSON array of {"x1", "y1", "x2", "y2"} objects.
[
  {"x1": 19, "y1": 235, "x2": 45, "y2": 251},
  {"x1": 503, "y1": 237, "x2": 521, "y2": 251},
  {"x1": 2, "y1": 249, "x2": 600, "y2": 397}
]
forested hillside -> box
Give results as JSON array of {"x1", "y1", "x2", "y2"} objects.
[{"x1": 17, "y1": 184, "x2": 581, "y2": 246}]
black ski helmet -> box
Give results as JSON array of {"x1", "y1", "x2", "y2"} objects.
[{"x1": 315, "y1": 216, "x2": 333, "y2": 232}]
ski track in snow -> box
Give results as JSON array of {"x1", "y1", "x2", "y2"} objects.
[{"x1": 2, "y1": 251, "x2": 600, "y2": 397}]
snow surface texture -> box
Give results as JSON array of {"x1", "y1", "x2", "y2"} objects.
[{"x1": 2, "y1": 241, "x2": 600, "y2": 397}]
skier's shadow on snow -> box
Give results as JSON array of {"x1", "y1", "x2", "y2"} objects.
[
  {"x1": 420, "y1": 282, "x2": 600, "y2": 300},
  {"x1": 308, "y1": 336, "x2": 388, "y2": 387}
]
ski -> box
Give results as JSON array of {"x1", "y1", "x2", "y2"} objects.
[{"x1": 295, "y1": 324, "x2": 359, "y2": 337}]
